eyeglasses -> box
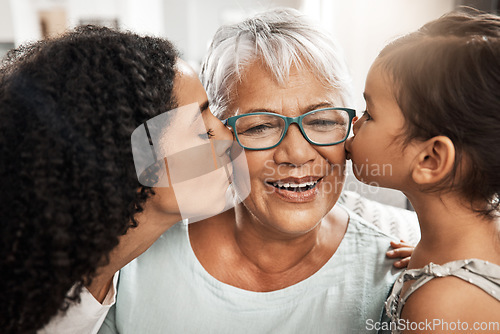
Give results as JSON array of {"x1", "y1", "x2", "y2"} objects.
[{"x1": 223, "y1": 107, "x2": 356, "y2": 150}]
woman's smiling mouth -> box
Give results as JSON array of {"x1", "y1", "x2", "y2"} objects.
[{"x1": 265, "y1": 176, "x2": 323, "y2": 202}]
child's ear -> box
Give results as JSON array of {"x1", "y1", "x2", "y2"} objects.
[{"x1": 411, "y1": 136, "x2": 455, "y2": 185}]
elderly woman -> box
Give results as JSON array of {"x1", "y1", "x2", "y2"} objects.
[{"x1": 90, "y1": 8, "x2": 409, "y2": 334}]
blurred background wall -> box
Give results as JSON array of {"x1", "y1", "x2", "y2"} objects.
[{"x1": 1, "y1": 0, "x2": 498, "y2": 208}]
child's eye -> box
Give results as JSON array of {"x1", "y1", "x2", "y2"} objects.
[{"x1": 362, "y1": 110, "x2": 372, "y2": 121}]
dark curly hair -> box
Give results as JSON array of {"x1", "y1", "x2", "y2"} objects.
[
  {"x1": 377, "y1": 8, "x2": 500, "y2": 218},
  {"x1": 0, "y1": 26, "x2": 178, "y2": 333}
]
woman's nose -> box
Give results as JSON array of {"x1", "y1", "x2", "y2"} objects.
[
  {"x1": 213, "y1": 128, "x2": 233, "y2": 158},
  {"x1": 214, "y1": 121, "x2": 233, "y2": 141},
  {"x1": 273, "y1": 124, "x2": 316, "y2": 166},
  {"x1": 205, "y1": 110, "x2": 234, "y2": 157}
]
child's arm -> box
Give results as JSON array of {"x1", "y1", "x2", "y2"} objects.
[
  {"x1": 386, "y1": 240, "x2": 414, "y2": 268},
  {"x1": 400, "y1": 276, "x2": 500, "y2": 334}
]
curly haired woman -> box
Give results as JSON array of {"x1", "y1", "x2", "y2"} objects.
[{"x1": 0, "y1": 26, "x2": 235, "y2": 333}]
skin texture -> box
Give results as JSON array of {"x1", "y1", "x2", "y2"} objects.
[
  {"x1": 189, "y1": 61, "x2": 350, "y2": 292},
  {"x1": 346, "y1": 62, "x2": 500, "y2": 333}
]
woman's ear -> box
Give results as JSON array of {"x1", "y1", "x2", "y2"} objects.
[{"x1": 411, "y1": 136, "x2": 455, "y2": 185}]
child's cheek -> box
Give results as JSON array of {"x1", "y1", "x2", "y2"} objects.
[
  {"x1": 349, "y1": 143, "x2": 372, "y2": 184},
  {"x1": 349, "y1": 138, "x2": 388, "y2": 186}
]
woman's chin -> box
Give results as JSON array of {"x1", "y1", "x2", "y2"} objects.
[{"x1": 249, "y1": 205, "x2": 324, "y2": 235}]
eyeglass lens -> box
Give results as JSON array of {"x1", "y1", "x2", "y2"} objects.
[{"x1": 234, "y1": 109, "x2": 350, "y2": 149}]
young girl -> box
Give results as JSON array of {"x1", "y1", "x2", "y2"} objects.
[{"x1": 346, "y1": 9, "x2": 500, "y2": 333}]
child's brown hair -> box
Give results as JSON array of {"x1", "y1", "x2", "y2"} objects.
[{"x1": 377, "y1": 8, "x2": 500, "y2": 217}]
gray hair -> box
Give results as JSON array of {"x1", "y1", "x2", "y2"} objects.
[{"x1": 200, "y1": 8, "x2": 353, "y2": 119}]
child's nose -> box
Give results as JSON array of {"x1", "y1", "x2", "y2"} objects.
[{"x1": 352, "y1": 116, "x2": 360, "y2": 135}]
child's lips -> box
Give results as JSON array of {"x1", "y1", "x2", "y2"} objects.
[{"x1": 344, "y1": 139, "x2": 352, "y2": 160}]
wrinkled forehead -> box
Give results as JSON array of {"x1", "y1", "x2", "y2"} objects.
[{"x1": 225, "y1": 60, "x2": 343, "y2": 117}]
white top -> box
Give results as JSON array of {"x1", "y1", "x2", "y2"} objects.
[
  {"x1": 38, "y1": 272, "x2": 119, "y2": 334},
  {"x1": 96, "y1": 205, "x2": 400, "y2": 334}
]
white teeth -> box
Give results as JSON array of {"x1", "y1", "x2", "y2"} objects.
[{"x1": 271, "y1": 180, "x2": 318, "y2": 189}]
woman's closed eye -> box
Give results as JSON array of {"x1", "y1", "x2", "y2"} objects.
[
  {"x1": 199, "y1": 128, "x2": 215, "y2": 140},
  {"x1": 361, "y1": 110, "x2": 372, "y2": 121},
  {"x1": 240, "y1": 123, "x2": 275, "y2": 135}
]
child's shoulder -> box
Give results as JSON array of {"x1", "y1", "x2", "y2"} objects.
[
  {"x1": 402, "y1": 276, "x2": 499, "y2": 332},
  {"x1": 401, "y1": 260, "x2": 500, "y2": 332}
]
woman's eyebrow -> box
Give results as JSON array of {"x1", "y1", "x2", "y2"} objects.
[
  {"x1": 241, "y1": 102, "x2": 337, "y2": 115},
  {"x1": 200, "y1": 101, "x2": 209, "y2": 113},
  {"x1": 306, "y1": 102, "x2": 336, "y2": 111},
  {"x1": 190, "y1": 101, "x2": 209, "y2": 123},
  {"x1": 242, "y1": 108, "x2": 275, "y2": 114}
]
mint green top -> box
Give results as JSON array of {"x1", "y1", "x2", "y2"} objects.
[{"x1": 99, "y1": 205, "x2": 400, "y2": 334}]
